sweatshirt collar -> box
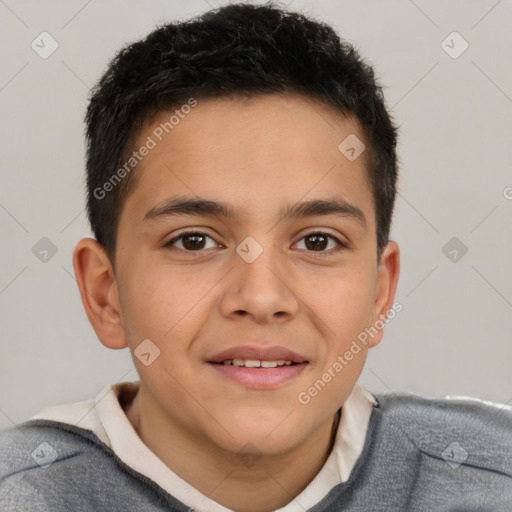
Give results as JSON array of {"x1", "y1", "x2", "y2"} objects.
[{"x1": 31, "y1": 380, "x2": 377, "y2": 512}]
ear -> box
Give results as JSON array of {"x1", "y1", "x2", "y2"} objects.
[
  {"x1": 367, "y1": 240, "x2": 400, "y2": 348},
  {"x1": 72, "y1": 237, "x2": 127, "y2": 350}
]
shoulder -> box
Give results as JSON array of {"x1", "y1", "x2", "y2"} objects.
[
  {"x1": 0, "y1": 419, "x2": 180, "y2": 511},
  {"x1": 0, "y1": 419, "x2": 116, "y2": 510},
  {"x1": 0, "y1": 417, "x2": 110, "y2": 465},
  {"x1": 372, "y1": 390, "x2": 512, "y2": 476}
]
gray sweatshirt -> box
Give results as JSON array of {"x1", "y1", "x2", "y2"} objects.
[{"x1": 1, "y1": 390, "x2": 511, "y2": 511}]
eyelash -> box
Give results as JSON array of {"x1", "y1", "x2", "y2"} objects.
[{"x1": 163, "y1": 230, "x2": 348, "y2": 255}]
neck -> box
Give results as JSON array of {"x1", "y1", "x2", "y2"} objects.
[{"x1": 124, "y1": 387, "x2": 342, "y2": 512}]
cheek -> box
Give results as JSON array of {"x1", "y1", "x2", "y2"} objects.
[
  {"x1": 121, "y1": 265, "x2": 219, "y2": 353},
  {"x1": 120, "y1": 271, "x2": 211, "y2": 391},
  {"x1": 306, "y1": 264, "x2": 376, "y2": 337},
  {"x1": 119, "y1": 267, "x2": 175, "y2": 338},
  {"x1": 302, "y1": 270, "x2": 374, "y2": 407}
]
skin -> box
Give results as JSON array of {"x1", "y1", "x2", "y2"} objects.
[{"x1": 73, "y1": 93, "x2": 400, "y2": 512}]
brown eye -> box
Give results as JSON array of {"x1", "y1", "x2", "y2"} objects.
[
  {"x1": 165, "y1": 232, "x2": 217, "y2": 251},
  {"x1": 305, "y1": 233, "x2": 328, "y2": 251},
  {"x1": 295, "y1": 232, "x2": 345, "y2": 253}
]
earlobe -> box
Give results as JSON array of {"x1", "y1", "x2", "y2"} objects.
[
  {"x1": 368, "y1": 240, "x2": 400, "y2": 348},
  {"x1": 72, "y1": 238, "x2": 128, "y2": 350}
]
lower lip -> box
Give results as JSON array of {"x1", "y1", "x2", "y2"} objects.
[{"x1": 207, "y1": 362, "x2": 308, "y2": 389}]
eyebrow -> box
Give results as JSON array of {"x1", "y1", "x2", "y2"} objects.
[{"x1": 142, "y1": 195, "x2": 367, "y2": 228}]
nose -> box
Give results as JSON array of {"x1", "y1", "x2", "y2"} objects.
[{"x1": 218, "y1": 239, "x2": 300, "y2": 325}]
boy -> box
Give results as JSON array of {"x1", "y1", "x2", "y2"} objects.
[{"x1": 1, "y1": 2, "x2": 511, "y2": 510}]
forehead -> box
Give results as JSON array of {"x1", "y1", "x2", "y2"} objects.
[{"x1": 120, "y1": 93, "x2": 374, "y2": 228}]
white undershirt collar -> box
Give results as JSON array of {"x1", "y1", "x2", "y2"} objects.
[{"x1": 31, "y1": 381, "x2": 377, "y2": 512}]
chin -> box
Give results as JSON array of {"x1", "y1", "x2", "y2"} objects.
[
  {"x1": 222, "y1": 434, "x2": 300, "y2": 460},
  {"x1": 208, "y1": 417, "x2": 307, "y2": 458}
]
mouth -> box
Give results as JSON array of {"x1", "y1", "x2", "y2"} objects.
[
  {"x1": 206, "y1": 344, "x2": 309, "y2": 389},
  {"x1": 210, "y1": 359, "x2": 300, "y2": 367},
  {"x1": 206, "y1": 359, "x2": 309, "y2": 389}
]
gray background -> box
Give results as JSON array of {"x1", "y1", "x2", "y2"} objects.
[{"x1": 1, "y1": 0, "x2": 511, "y2": 428}]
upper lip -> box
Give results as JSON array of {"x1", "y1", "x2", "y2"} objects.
[{"x1": 208, "y1": 344, "x2": 308, "y2": 364}]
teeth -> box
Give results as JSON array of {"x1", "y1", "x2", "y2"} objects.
[
  {"x1": 222, "y1": 359, "x2": 294, "y2": 367},
  {"x1": 243, "y1": 359, "x2": 260, "y2": 368}
]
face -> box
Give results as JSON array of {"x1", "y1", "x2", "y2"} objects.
[{"x1": 92, "y1": 94, "x2": 398, "y2": 455}]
